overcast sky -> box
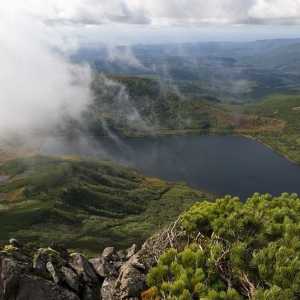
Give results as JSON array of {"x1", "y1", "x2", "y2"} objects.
[
  {"x1": 2, "y1": 0, "x2": 300, "y2": 46},
  {"x1": 0, "y1": 0, "x2": 300, "y2": 140}
]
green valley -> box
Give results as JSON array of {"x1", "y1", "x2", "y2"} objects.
[{"x1": 0, "y1": 156, "x2": 210, "y2": 254}]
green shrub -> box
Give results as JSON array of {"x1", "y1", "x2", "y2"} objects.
[{"x1": 147, "y1": 193, "x2": 300, "y2": 299}]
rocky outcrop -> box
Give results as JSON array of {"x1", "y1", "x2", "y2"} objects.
[
  {"x1": 111, "y1": 222, "x2": 185, "y2": 300},
  {"x1": 0, "y1": 221, "x2": 184, "y2": 300},
  {"x1": 0, "y1": 243, "x2": 81, "y2": 300}
]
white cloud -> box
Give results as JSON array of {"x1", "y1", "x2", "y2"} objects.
[
  {"x1": 249, "y1": 0, "x2": 300, "y2": 23},
  {"x1": 140, "y1": 0, "x2": 255, "y2": 25},
  {"x1": 12, "y1": 0, "x2": 149, "y2": 25},
  {"x1": 8, "y1": 0, "x2": 299, "y2": 27},
  {"x1": 139, "y1": 0, "x2": 300, "y2": 25},
  {"x1": 0, "y1": 2, "x2": 92, "y2": 138}
]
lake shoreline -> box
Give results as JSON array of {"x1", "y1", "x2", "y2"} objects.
[
  {"x1": 238, "y1": 134, "x2": 300, "y2": 167},
  {"x1": 5, "y1": 132, "x2": 300, "y2": 198},
  {"x1": 120, "y1": 129, "x2": 300, "y2": 167}
]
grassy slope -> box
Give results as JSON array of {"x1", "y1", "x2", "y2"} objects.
[
  {"x1": 0, "y1": 156, "x2": 210, "y2": 254},
  {"x1": 245, "y1": 94, "x2": 300, "y2": 164}
]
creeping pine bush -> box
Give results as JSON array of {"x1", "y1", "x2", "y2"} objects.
[{"x1": 146, "y1": 193, "x2": 300, "y2": 300}]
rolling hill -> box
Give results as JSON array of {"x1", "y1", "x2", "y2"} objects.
[{"x1": 0, "y1": 156, "x2": 210, "y2": 254}]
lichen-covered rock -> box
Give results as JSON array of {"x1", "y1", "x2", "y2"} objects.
[
  {"x1": 0, "y1": 256, "x2": 20, "y2": 300},
  {"x1": 89, "y1": 247, "x2": 121, "y2": 279},
  {"x1": 115, "y1": 261, "x2": 147, "y2": 299},
  {"x1": 15, "y1": 275, "x2": 80, "y2": 300},
  {"x1": 117, "y1": 250, "x2": 126, "y2": 261},
  {"x1": 68, "y1": 253, "x2": 101, "y2": 300},
  {"x1": 0, "y1": 225, "x2": 178, "y2": 300},
  {"x1": 0, "y1": 247, "x2": 79, "y2": 300},
  {"x1": 0, "y1": 244, "x2": 33, "y2": 300},
  {"x1": 46, "y1": 262, "x2": 60, "y2": 284},
  {"x1": 33, "y1": 248, "x2": 64, "y2": 278},
  {"x1": 101, "y1": 277, "x2": 116, "y2": 300},
  {"x1": 61, "y1": 266, "x2": 80, "y2": 293},
  {"x1": 101, "y1": 248, "x2": 116, "y2": 261},
  {"x1": 112, "y1": 222, "x2": 184, "y2": 300},
  {"x1": 69, "y1": 253, "x2": 98, "y2": 284},
  {"x1": 126, "y1": 244, "x2": 137, "y2": 260},
  {"x1": 89, "y1": 257, "x2": 106, "y2": 278}
]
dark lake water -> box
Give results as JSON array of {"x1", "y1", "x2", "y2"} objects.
[{"x1": 41, "y1": 135, "x2": 300, "y2": 199}]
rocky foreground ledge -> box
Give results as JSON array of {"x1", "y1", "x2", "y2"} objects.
[{"x1": 0, "y1": 224, "x2": 183, "y2": 300}]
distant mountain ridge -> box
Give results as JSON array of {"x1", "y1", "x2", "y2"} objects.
[{"x1": 73, "y1": 38, "x2": 300, "y2": 102}]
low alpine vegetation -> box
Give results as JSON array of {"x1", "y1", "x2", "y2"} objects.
[{"x1": 146, "y1": 193, "x2": 300, "y2": 299}]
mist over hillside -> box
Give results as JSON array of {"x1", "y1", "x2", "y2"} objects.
[{"x1": 73, "y1": 38, "x2": 300, "y2": 103}]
